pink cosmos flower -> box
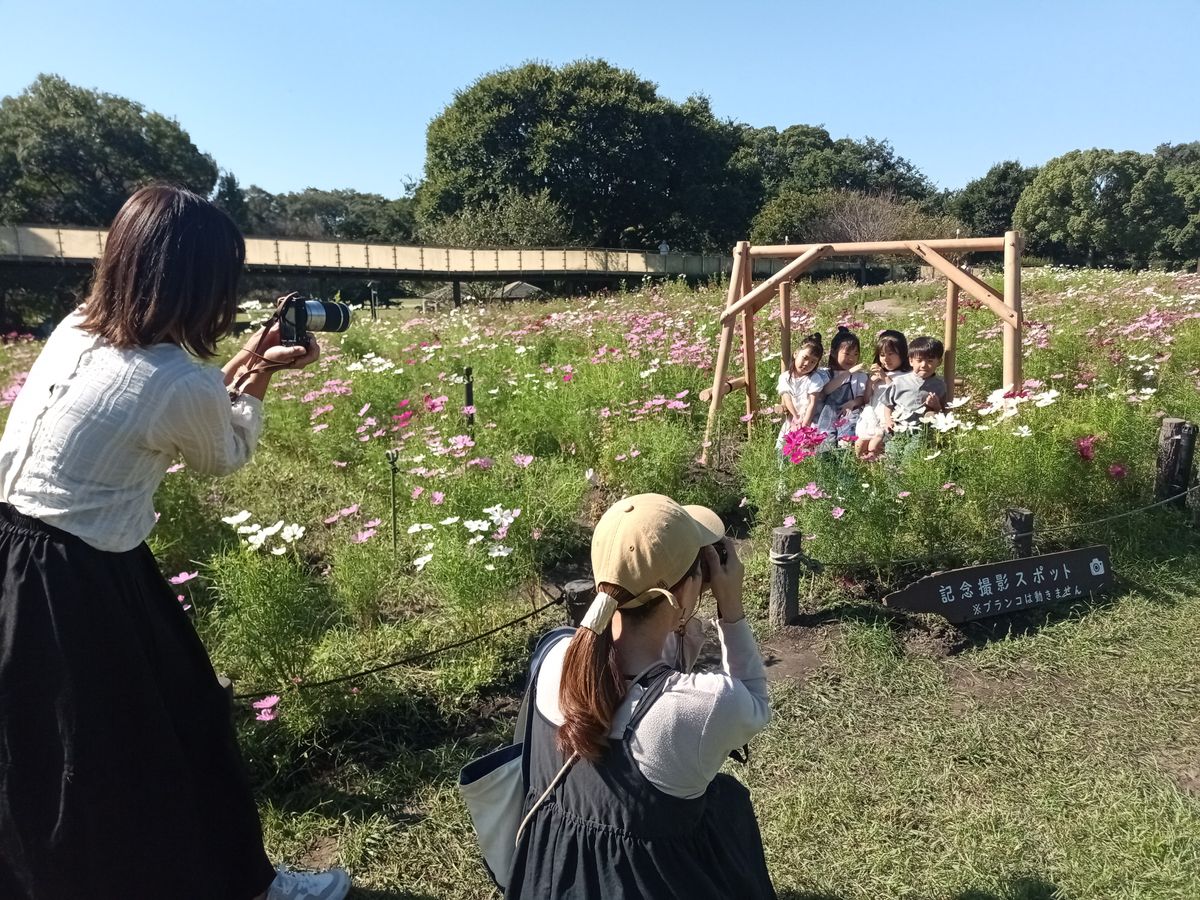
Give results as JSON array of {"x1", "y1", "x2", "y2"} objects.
[
  {"x1": 169, "y1": 571, "x2": 198, "y2": 585},
  {"x1": 340, "y1": 503, "x2": 360, "y2": 517},
  {"x1": 462, "y1": 405, "x2": 476, "y2": 415},
  {"x1": 363, "y1": 518, "x2": 382, "y2": 528},
  {"x1": 411, "y1": 487, "x2": 424, "y2": 500},
  {"x1": 898, "y1": 491, "x2": 911, "y2": 499},
  {"x1": 357, "y1": 403, "x2": 371, "y2": 417},
  {"x1": 166, "y1": 463, "x2": 185, "y2": 474},
  {"x1": 531, "y1": 527, "x2": 543, "y2": 540},
  {"x1": 252, "y1": 694, "x2": 280, "y2": 710},
  {"x1": 782, "y1": 515, "x2": 797, "y2": 527},
  {"x1": 255, "y1": 708, "x2": 277, "y2": 722},
  {"x1": 323, "y1": 513, "x2": 340, "y2": 525},
  {"x1": 1076, "y1": 435, "x2": 1098, "y2": 462},
  {"x1": 351, "y1": 528, "x2": 377, "y2": 543},
  {"x1": 562, "y1": 373, "x2": 573, "y2": 383},
  {"x1": 831, "y1": 507, "x2": 846, "y2": 519},
  {"x1": 431, "y1": 492, "x2": 445, "y2": 505},
  {"x1": 468, "y1": 457, "x2": 494, "y2": 469},
  {"x1": 1108, "y1": 463, "x2": 1128, "y2": 480},
  {"x1": 312, "y1": 423, "x2": 329, "y2": 433},
  {"x1": 177, "y1": 594, "x2": 192, "y2": 611},
  {"x1": 332, "y1": 461, "x2": 348, "y2": 468},
  {"x1": 513, "y1": 454, "x2": 534, "y2": 468}
]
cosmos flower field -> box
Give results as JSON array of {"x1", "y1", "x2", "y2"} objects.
[{"x1": 2, "y1": 267, "x2": 1199, "y2": 898}]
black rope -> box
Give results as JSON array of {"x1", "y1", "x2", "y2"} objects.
[{"x1": 231, "y1": 593, "x2": 563, "y2": 702}]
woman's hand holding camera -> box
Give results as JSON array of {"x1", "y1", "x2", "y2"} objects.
[{"x1": 701, "y1": 539, "x2": 745, "y2": 624}]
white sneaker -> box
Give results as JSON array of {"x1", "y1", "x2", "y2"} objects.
[{"x1": 266, "y1": 867, "x2": 351, "y2": 900}]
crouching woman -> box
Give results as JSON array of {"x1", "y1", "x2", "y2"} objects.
[{"x1": 507, "y1": 493, "x2": 775, "y2": 898}]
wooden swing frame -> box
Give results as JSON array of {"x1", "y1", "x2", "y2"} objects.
[{"x1": 698, "y1": 231, "x2": 1024, "y2": 464}]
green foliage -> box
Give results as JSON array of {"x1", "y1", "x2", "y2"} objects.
[
  {"x1": 0, "y1": 74, "x2": 218, "y2": 225},
  {"x1": 751, "y1": 189, "x2": 961, "y2": 245},
  {"x1": 417, "y1": 59, "x2": 755, "y2": 250},
  {"x1": 244, "y1": 186, "x2": 415, "y2": 242},
  {"x1": 1014, "y1": 149, "x2": 1177, "y2": 266},
  {"x1": 417, "y1": 187, "x2": 572, "y2": 247},
  {"x1": 953, "y1": 160, "x2": 1039, "y2": 237}
]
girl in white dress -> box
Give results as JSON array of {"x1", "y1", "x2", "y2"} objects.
[
  {"x1": 855, "y1": 329, "x2": 911, "y2": 460},
  {"x1": 776, "y1": 333, "x2": 829, "y2": 453}
]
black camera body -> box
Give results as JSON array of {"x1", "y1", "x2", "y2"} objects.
[
  {"x1": 699, "y1": 539, "x2": 729, "y2": 581},
  {"x1": 278, "y1": 297, "x2": 353, "y2": 346}
]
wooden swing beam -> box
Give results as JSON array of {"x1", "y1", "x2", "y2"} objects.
[{"x1": 698, "y1": 232, "x2": 1024, "y2": 465}]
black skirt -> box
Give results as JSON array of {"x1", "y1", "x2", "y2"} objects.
[{"x1": 0, "y1": 503, "x2": 276, "y2": 900}]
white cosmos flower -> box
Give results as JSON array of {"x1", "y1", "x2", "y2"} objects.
[
  {"x1": 463, "y1": 519, "x2": 491, "y2": 533},
  {"x1": 1012, "y1": 425, "x2": 1033, "y2": 438},
  {"x1": 270, "y1": 546, "x2": 288, "y2": 556},
  {"x1": 260, "y1": 520, "x2": 284, "y2": 538},
  {"x1": 488, "y1": 544, "x2": 513, "y2": 558},
  {"x1": 439, "y1": 516, "x2": 461, "y2": 525},
  {"x1": 237, "y1": 523, "x2": 260, "y2": 534},
  {"x1": 280, "y1": 524, "x2": 306, "y2": 543},
  {"x1": 924, "y1": 450, "x2": 942, "y2": 461},
  {"x1": 1033, "y1": 389, "x2": 1060, "y2": 407},
  {"x1": 221, "y1": 510, "x2": 253, "y2": 525},
  {"x1": 946, "y1": 396, "x2": 971, "y2": 410},
  {"x1": 413, "y1": 553, "x2": 433, "y2": 572},
  {"x1": 407, "y1": 523, "x2": 434, "y2": 534}
]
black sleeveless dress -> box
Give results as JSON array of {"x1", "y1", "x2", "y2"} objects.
[{"x1": 506, "y1": 657, "x2": 776, "y2": 899}]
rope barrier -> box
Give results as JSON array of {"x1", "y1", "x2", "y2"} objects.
[
  {"x1": 231, "y1": 592, "x2": 563, "y2": 702},
  {"x1": 227, "y1": 486, "x2": 1197, "y2": 703}
]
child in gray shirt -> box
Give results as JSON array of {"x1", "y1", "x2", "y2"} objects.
[{"x1": 880, "y1": 335, "x2": 947, "y2": 436}]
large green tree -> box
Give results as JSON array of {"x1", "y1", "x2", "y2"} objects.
[
  {"x1": 735, "y1": 125, "x2": 932, "y2": 203},
  {"x1": 1013, "y1": 149, "x2": 1176, "y2": 266},
  {"x1": 417, "y1": 188, "x2": 572, "y2": 247},
  {"x1": 417, "y1": 60, "x2": 755, "y2": 251},
  {"x1": 0, "y1": 74, "x2": 218, "y2": 225},
  {"x1": 952, "y1": 161, "x2": 1038, "y2": 237}
]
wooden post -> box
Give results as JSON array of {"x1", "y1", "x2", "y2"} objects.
[
  {"x1": 1003, "y1": 508, "x2": 1034, "y2": 558},
  {"x1": 452, "y1": 279, "x2": 463, "y2": 308},
  {"x1": 1003, "y1": 231, "x2": 1023, "y2": 389},
  {"x1": 464, "y1": 366, "x2": 475, "y2": 428},
  {"x1": 563, "y1": 579, "x2": 597, "y2": 627},
  {"x1": 779, "y1": 281, "x2": 792, "y2": 373},
  {"x1": 699, "y1": 375, "x2": 748, "y2": 403},
  {"x1": 742, "y1": 309, "x2": 757, "y2": 431},
  {"x1": 769, "y1": 527, "x2": 803, "y2": 626},
  {"x1": 700, "y1": 244, "x2": 749, "y2": 465},
  {"x1": 943, "y1": 281, "x2": 959, "y2": 403},
  {"x1": 1156, "y1": 418, "x2": 1198, "y2": 505}
]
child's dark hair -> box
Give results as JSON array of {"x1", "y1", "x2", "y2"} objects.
[
  {"x1": 873, "y1": 329, "x2": 911, "y2": 372},
  {"x1": 828, "y1": 326, "x2": 860, "y2": 372},
  {"x1": 908, "y1": 336, "x2": 945, "y2": 361},
  {"x1": 790, "y1": 332, "x2": 823, "y2": 375}
]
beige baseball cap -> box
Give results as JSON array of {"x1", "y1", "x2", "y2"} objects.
[{"x1": 591, "y1": 493, "x2": 725, "y2": 606}]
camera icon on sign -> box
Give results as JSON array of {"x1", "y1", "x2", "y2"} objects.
[{"x1": 1089, "y1": 558, "x2": 1105, "y2": 576}]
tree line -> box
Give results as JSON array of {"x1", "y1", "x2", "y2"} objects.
[{"x1": 1, "y1": 66, "x2": 1198, "y2": 270}]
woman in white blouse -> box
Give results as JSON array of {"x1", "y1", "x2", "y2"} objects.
[
  {"x1": 505, "y1": 493, "x2": 775, "y2": 898},
  {"x1": 0, "y1": 186, "x2": 347, "y2": 900}
]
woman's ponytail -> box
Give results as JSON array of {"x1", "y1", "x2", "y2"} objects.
[{"x1": 557, "y1": 607, "x2": 623, "y2": 762}]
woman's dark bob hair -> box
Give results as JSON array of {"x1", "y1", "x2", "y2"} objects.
[{"x1": 79, "y1": 184, "x2": 245, "y2": 358}]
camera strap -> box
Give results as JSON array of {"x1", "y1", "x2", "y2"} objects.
[{"x1": 226, "y1": 310, "x2": 297, "y2": 402}]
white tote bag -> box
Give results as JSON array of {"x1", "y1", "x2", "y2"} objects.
[{"x1": 458, "y1": 627, "x2": 574, "y2": 889}]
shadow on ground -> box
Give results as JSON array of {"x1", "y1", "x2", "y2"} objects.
[{"x1": 778, "y1": 874, "x2": 1067, "y2": 899}]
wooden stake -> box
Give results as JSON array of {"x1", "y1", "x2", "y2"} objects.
[
  {"x1": 742, "y1": 309, "x2": 757, "y2": 429},
  {"x1": 769, "y1": 527, "x2": 803, "y2": 626},
  {"x1": 1003, "y1": 508, "x2": 1034, "y2": 558},
  {"x1": 1156, "y1": 418, "x2": 1197, "y2": 505},
  {"x1": 700, "y1": 244, "x2": 748, "y2": 465},
  {"x1": 943, "y1": 281, "x2": 959, "y2": 403},
  {"x1": 1003, "y1": 230, "x2": 1023, "y2": 389},
  {"x1": 779, "y1": 281, "x2": 792, "y2": 373}
]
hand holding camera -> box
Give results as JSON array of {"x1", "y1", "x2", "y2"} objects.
[{"x1": 700, "y1": 538, "x2": 745, "y2": 624}]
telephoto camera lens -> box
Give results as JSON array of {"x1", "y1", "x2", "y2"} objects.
[{"x1": 297, "y1": 299, "x2": 352, "y2": 333}]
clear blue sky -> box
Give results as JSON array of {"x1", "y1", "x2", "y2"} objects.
[{"x1": 2, "y1": 0, "x2": 1196, "y2": 198}]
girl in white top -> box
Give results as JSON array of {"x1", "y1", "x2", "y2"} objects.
[
  {"x1": 775, "y1": 332, "x2": 829, "y2": 451},
  {"x1": 0, "y1": 186, "x2": 346, "y2": 900},
  {"x1": 855, "y1": 329, "x2": 911, "y2": 461},
  {"x1": 506, "y1": 493, "x2": 774, "y2": 898}
]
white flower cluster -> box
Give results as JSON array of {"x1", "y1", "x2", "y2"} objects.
[
  {"x1": 405, "y1": 503, "x2": 522, "y2": 572},
  {"x1": 345, "y1": 352, "x2": 397, "y2": 374},
  {"x1": 221, "y1": 510, "x2": 305, "y2": 555}
]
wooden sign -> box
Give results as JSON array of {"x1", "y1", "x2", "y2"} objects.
[{"x1": 883, "y1": 545, "x2": 1113, "y2": 624}]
